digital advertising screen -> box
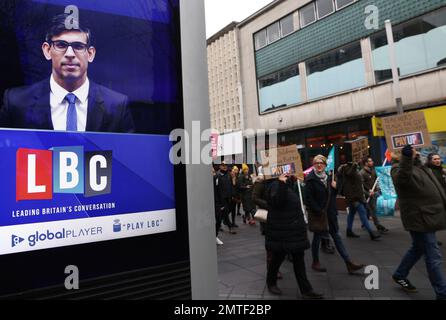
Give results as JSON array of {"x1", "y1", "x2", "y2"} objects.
[{"x1": 0, "y1": 0, "x2": 188, "y2": 296}]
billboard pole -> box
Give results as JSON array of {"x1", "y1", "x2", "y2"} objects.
[{"x1": 385, "y1": 20, "x2": 404, "y2": 115}]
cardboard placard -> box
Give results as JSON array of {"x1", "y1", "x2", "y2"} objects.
[
  {"x1": 381, "y1": 112, "x2": 431, "y2": 152},
  {"x1": 344, "y1": 136, "x2": 369, "y2": 163},
  {"x1": 260, "y1": 145, "x2": 304, "y2": 181}
]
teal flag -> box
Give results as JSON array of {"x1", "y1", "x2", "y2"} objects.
[{"x1": 326, "y1": 147, "x2": 335, "y2": 173}]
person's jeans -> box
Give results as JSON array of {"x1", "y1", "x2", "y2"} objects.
[
  {"x1": 347, "y1": 201, "x2": 373, "y2": 233},
  {"x1": 394, "y1": 231, "x2": 446, "y2": 299},
  {"x1": 267, "y1": 251, "x2": 313, "y2": 294},
  {"x1": 366, "y1": 195, "x2": 381, "y2": 226},
  {"x1": 312, "y1": 219, "x2": 350, "y2": 263}
]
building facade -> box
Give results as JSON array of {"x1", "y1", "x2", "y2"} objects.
[
  {"x1": 238, "y1": 0, "x2": 446, "y2": 168},
  {"x1": 207, "y1": 22, "x2": 243, "y2": 132}
]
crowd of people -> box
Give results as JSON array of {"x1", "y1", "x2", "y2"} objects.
[{"x1": 212, "y1": 147, "x2": 446, "y2": 300}]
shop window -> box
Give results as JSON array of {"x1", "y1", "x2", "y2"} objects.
[
  {"x1": 371, "y1": 7, "x2": 446, "y2": 82},
  {"x1": 317, "y1": 0, "x2": 335, "y2": 19},
  {"x1": 306, "y1": 41, "x2": 365, "y2": 100},
  {"x1": 280, "y1": 14, "x2": 294, "y2": 37},
  {"x1": 258, "y1": 65, "x2": 301, "y2": 113},
  {"x1": 300, "y1": 3, "x2": 316, "y2": 28}
]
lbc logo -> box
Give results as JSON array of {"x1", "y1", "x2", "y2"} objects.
[{"x1": 16, "y1": 146, "x2": 112, "y2": 201}]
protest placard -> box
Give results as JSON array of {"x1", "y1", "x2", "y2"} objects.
[
  {"x1": 344, "y1": 137, "x2": 369, "y2": 163},
  {"x1": 381, "y1": 112, "x2": 431, "y2": 152},
  {"x1": 260, "y1": 145, "x2": 304, "y2": 181}
]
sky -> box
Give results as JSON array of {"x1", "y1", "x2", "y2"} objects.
[{"x1": 204, "y1": 0, "x2": 274, "y2": 38}]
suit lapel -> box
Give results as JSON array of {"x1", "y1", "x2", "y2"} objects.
[
  {"x1": 86, "y1": 81, "x2": 105, "y2": 132},
  {"x1": 31, "y1": 80, "x2": 53, "y2": 130}
]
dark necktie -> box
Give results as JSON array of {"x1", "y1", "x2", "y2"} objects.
[{"x1": 65, "y1": 93, "x2": 77, "y2": 131}]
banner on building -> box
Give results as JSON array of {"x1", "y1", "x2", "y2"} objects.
[
  {"x1": 381, "y1": 112, "x2": 432, "y2": 152},
  {"x1": 260, "y1": 145, "x2": 304, "y2": 181}
]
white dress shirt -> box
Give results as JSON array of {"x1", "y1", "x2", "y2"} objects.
[{"x1": 50, "y1": 75, "x2": 89, "y2": 131}]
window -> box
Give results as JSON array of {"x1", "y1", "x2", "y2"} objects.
[
  {"x1": 254, "y1": 29, "x2": 267, "y2": 50},
  {"x1": 267, "y1": 22, "x2": 280, "y2": 44},
  {"x1": 280, "y1": 14, "x2": 294, "y2": 37},
  {"x1": 258, "y1": 65, "x2": 301, "y2": 113},
  {"x1": 316, "y1": 0, "x2": 334, "y2": 19},
  {"x1": 306, "y1": 41, "x2": 365, "y2": 100},
  {"x1": 371, "y1": 7, "x2": 446, "y2": 82},
  {"x1": 335, "y1": 0, "x2": 355, "y2": 10},
  {"x1": 300, "y1": 3, "x2": 316, "y2": 28}
]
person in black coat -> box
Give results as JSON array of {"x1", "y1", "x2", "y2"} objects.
[
  {"x1": 305, "y1": 155, "x2": 365, "y2": 274},
  {"x1": 216, "y1": 162, "x2": 236, "y2": 234},
  {"x1": 265, "y1": 173, "x2": 323, "y2": 299}
]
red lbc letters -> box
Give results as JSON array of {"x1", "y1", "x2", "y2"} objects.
[{"x1": 16, "y1": 149, "x2": 53, "y2": 201}]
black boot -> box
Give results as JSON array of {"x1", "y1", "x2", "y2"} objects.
[
  {"x1": 369, "y1": 231, "x2": 381, "y2": 241},
  {"x1": 376, "y1": 224, "x2": 389, "y2": 233},
  {"x1": 346, "y1": 230, "x2": 360, "y2": 238},
  {"x1": 267, "y1": 284, "x2": 282, "y2": 295},
  {"x1": 322, "y1": 239, "x2": 335, "y2": 254}
]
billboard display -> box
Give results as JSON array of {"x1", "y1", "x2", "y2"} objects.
[{"x1": 0, "y1": 0, "x2": 188, "y2": 296}]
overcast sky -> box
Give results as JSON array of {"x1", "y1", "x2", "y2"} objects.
[{"x1": 204, "y1": 0, "x2": 274, "y2": 38}]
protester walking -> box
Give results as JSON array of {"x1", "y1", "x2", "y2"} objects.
[
  {"x1": 252, "y1": 173, "x2": 283, "y2": 279},
  {"x1": 212, "y1": 166, "x2": 224, "y2": 245},
  {"x1": 216, "y1": 162, "x2": 236, "y2": 234},
  {"x1": 391, "y1": 145, "x2": 446, "y2": 300},
  {"x1": 425, "y1": 153, "x2": 446, "y2": 193},
  {"x1": 305, "y1": 155, "x2": 365, "y2": 274},
  {"x1": 238, "y1": 164, "x2": 256, "y2": 225},
  {"x1": 229, "y1": 166, "x2": 241, "y2": 228},
  {"x1": 265, "y1": 173, "x2": 324, "y2": 299},
  {"x1": 360, "y1": 156, "x2": 389, "y2": 233},
  {"x1": 338, "y1": 161, "x2": 381, "y2": 240}
]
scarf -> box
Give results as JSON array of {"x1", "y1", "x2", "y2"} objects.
[{"x1": 313, "y1": 168, "x2": 328, "y2": 188}]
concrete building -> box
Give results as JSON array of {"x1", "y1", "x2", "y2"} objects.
[
  {"x1": 207, "y1": 22, "x2": 243, "y2": 132},
  {"x1": 237, "y1": 0, "x2": 446, "y2": 168}
]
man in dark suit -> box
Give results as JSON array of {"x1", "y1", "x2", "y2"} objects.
[{"x1": 0, "y1": 14, "x2": 134, "y2": 133}]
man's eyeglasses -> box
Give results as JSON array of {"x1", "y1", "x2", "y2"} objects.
[{"x1": 50, "y1": 40, "x2": 89, "y2": 53}]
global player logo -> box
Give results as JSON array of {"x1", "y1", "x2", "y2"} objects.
[
  {"x1": 11, "y1": 235, "x2": 25, "y2": 247},
  {"x1": 16, "y1": 146, "x2": 112, "y2": 201}
]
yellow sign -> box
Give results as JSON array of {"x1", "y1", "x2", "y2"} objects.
[
  {"x1": 372, "y1": 116, "x2": 384, "y2": 136},
  {"x1": 372, "y1": 105, "x2": 446, "y2": 137}
]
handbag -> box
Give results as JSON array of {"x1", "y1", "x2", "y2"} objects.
[
  {"x1": 307, "y1": 186, "x2": 331, "y2": 233},
  {"x1": 254, "y1": 208, "x2": 268, "y2": 223}
]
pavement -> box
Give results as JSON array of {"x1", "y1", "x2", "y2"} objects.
[{"x1": 217, "y1": 211, "x2": 446, "y2": 300}]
